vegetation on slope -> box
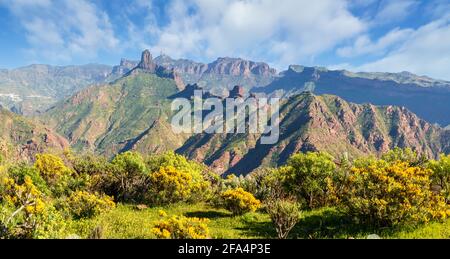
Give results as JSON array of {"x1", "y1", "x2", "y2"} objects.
[
  {"x1": 42, "y1": 73, "x2": 182, "y2": 155},
  {"x1": 0, "y1": 148, "x2": 449, "y2": 239}
]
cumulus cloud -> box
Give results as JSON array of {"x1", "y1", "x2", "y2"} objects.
[
  {"x1": 0, "y1": 0, "x2": 119, "y2": 63},
  {"x1": 337, "y1": 28, "x2": 413, "y2": 57},
  {"x1": 356, "y1": 16, "x2": 450, "y2": 80},
  {"x1": 372, "y1": 0, "x2": 419, "y2": 25},
  {"x1": 141, "y1": 0, "x2": 366, "y2": 68}
]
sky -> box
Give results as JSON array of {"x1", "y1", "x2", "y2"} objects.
[{"x1": 0, "y1": 0, "x2": 449, "y2": 80}]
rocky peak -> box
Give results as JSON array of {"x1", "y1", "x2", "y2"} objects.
[
  {"x1": 137, "y1": 49, "x2": 157, "y2": 72},
  {"x1": 207, "y1": 57, "x2": 276, "y2": 77},
  {"x1": 111, "y1": 58, "x2": 138, "y2": 75},
  {"x1": 288, "y1": 65, "x2": 305, "y2": 73},
  {"x1": 228, "y1": 85, "x2": 245, "y2": 98},
  {"x1": 120, "y1": 58, "x2": 138, "y2": 68}
]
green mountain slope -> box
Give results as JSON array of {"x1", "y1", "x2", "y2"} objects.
[
  {"x1": 0, "y1": 107, "x2": 68, "y2": 161},
  {"x1": 41, "y1": 73, "x2": 183, "y2": 156}
]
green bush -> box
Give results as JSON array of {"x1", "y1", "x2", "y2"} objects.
[
  {"x1": 66, "y1": 191, "x2": 115, "y2": 219},
  {"x1": 220, "y1": 188, "x2": 261, "y2": 215},
  {"x1": 71, "y1": 153, "x2": 111, "y2": 192},
  {"x1": 111, "y1": 152, "x2": 148, "y2": 202},
  {"x1": 266, "y1": 199, "x2": 302, "y2": 239},
  {"x1": 272, "y1": 152, "x2": 337, "y2": 208},
  {"x1": 428, "y1": 154, "x2": 450, "y2": 203},
  {"x1": 381, "y1": 147, "x2": 427, "y2": 166}
]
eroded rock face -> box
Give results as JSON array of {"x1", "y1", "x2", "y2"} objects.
[
  {"x1": 128, "y1": 50, "x2": 186, "y2": 90},
  {"x1": 111, "y1": 59, "x2": 138, "y2": 75},
  {"x1": 137, "y1": 50, "x2": 157, "y2": 72},
  {"x1": 206, "y1": 58, "x2": 277, "y2": 77},
  {"x1": 178, "y1": 93, "x2": 448, "y2": 175},
  {"x1": 0, "y1": 108, "x2": 68, "y2": 161}
]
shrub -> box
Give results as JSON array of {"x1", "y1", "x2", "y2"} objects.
[
  {"x1": 34, "y1": 154, "x2": 72, "y2": 183},
  {"x1": 242, "y1": 168, "x2": 275, "y2": 201},
  {"x1": 272, "y1": 152, "x2": 337, "y2": 208},
  {"x1": 148, "y1": 166, "x2": 209, "y2": 205},
  {"x1": 66, "y1": 191, "x2": 115, "y2": 219},
  {"x1": 71, "y1": 153, "x2": 111, "y2": 193},
  {"x1": 428, "y1": 154, "x2": 450, "y2": 203},
  {"x1": 111, "y1": 152, "x2": 148, "y2": 202},
  {"x1": 266, "y1": 199, "x2": 302, "y2": 239},
  {"x1": 220, "y1": 188, "x2": 261, "y2": 215},
  {"x1": 152, "y1": 213, "x2": 209, "y2": 239},
  {"x1": 341, "y1": 160, "x2": 449, "y2": 226},
  {"x1": 0, "y1": 176, "x2": 47, "y2": 238},
  {"x1": 146, "y1": 151, "x2": 204, "y2": 173},
  {"x1": 381, "y1": 147, "x2": 427, "y2": 166},
  {"x1": 34, "y1": 154, "x2": 72, "y2": 196},
  {"x1": 7, "y1": 164, "x2": 49, "y2": 195}
]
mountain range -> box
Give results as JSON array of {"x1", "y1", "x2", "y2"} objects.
[
  {"x1": 253, "y1": 65, "x2": 450, "y2": 126},
  {"x1": 1, "y1": 50, "x2": 449, "y2": 174}
]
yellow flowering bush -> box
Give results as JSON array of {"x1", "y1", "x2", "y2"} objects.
[
  {"x1": 34, "y1": 154, "x2": 72, "y2": 196},
  {"x1": 66, "y1": 191, "x2": 115, "y2": 219},
  {"x1": 220, "y1": 188, "x2": 261, "y2": 215},
  {"x1": 152, "y1": 212, "x2": 209, "y2": 239},
  {"x1": 34, "y1": 154, "x2": 72, "y2": 181},
  {"x1": 0, "y1": 176, "x2": 47, "y2": 238},
  {"x1": 342, "y1": 160, "x2": 449, "y2": 226},
  {"x1": 148, "y1": 166, "x2": 209, "y2": 205}
]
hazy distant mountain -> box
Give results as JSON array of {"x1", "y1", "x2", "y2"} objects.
[
  {"x1": 0, "y1": 64, "x2": 112, "y2": 115},
  {"x1": 253, "y1": 65, "x2": 450, "y2": 126}
]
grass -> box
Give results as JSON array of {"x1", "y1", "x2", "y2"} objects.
[{"x1": 69, "y1": 203, "x2": 450, "y2": 239}]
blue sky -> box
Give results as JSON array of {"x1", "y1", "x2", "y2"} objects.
[{"x1": 0, "y1": 0, "x2": 449, "y2": 80}]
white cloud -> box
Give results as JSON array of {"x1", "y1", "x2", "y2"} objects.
[
  {"x1": 337, "y1": 27, "x2": 413, "y2": 57},
  {"x1": 140, "y1": 0, "x2": 366, "y2": 68},
  {"x1": 373, "y1": 0, "x2": 419, "y2": 25},
  {"x1": 0, "y1": 0, "x2": 119, "y2": 63},
  {"x1": 338, "y1": 16, "x2": 450, "y2": 80}
]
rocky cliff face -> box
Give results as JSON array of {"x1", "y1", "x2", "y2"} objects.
[
  {"x1": 111, "y1": 59, "x2": 138, "y2": 76},
  {"x1": 178, "y1": 93, "x2": 447, "y2": 175},
  {"x1": 128, "y1": 50, "x2": 185, "y2": 90},
  {"x1": 137, "y1": 50, "x2": 157, "y2": 72},
  {"x1": 153, "y1": 55, "x2": 277, "y2": 94},
  {"x1": 206, "y1": 57, "x2": 276, "y2": 77},
  {"x1": 0, "y1": 108, "x2": 68, "y2": 161}
]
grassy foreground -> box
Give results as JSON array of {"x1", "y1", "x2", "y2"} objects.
[{"x1": 69, "y1": 203, "x2": 450, "y2": 239}]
